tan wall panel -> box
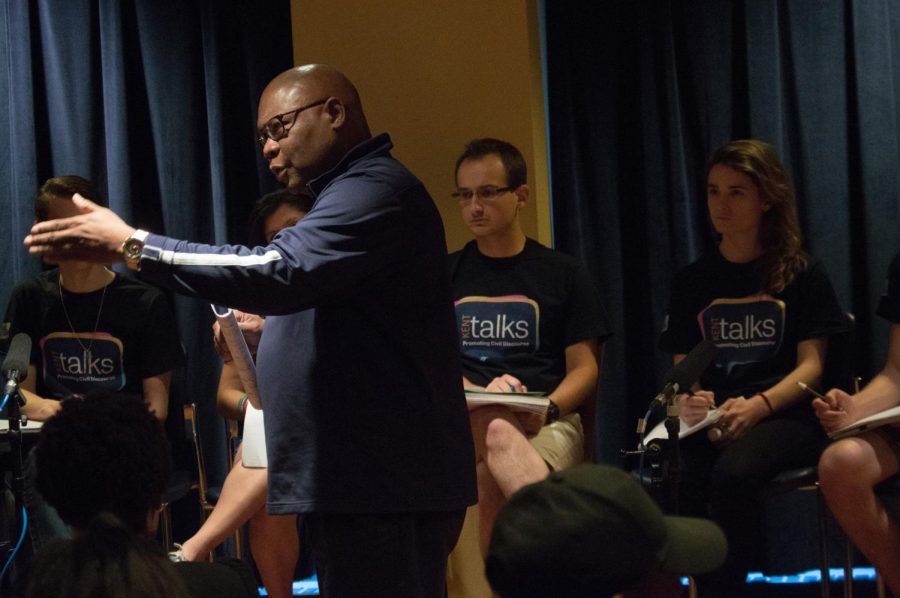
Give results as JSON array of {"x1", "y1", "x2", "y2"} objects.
[{"x1": 291, "y1": 0, "x2": 550, "y2": 251}]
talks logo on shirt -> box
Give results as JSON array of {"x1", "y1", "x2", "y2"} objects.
[
  {"x1": 698, "y1": 296, "x2": 785, "y2": 373},
  {"x1": 455, "y1": 295, "x2": 539, "y2": 360},
  {"x1": 40, "y1": 332, "x2": 126, "y2": 396}
]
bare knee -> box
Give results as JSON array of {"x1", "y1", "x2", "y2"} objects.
[{"x1": 819, "y1": 440, "x2": 873, "y2": 494}]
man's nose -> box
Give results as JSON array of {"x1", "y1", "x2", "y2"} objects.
[{"x1": 261, "y1": 137, "x2": 279, "y2": 158}]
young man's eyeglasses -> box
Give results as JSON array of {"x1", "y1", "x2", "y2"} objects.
[
  {"x1": 451, "y1": 186, "x2": 515, "y2": 203},
  {"x1": 256, "y1": 99, "x2": 328, "y2": 147}
]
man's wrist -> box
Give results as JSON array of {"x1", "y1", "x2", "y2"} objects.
[{"x1": 122, "y1": 229, "x2": 148, "y2": 271}]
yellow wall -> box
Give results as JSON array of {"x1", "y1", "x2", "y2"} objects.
[{"x1": 291, "y1": 0, "x2": 550, "y2": 251}]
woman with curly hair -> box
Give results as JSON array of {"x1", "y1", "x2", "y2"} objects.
[{"x1": 659, "y1": 140, "x2": 848, "y2": 594}]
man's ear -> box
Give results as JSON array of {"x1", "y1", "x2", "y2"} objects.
[
  {"x1": 325, "y1": 97, "x2": 347, "y2": 129},
  {"x1": 514, "y1": 184, "x2": 530, "y2": 209}
]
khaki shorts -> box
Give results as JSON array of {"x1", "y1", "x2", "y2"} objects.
[{"x1": 528, "y1": 412, "x2": 584, "y2": 471}]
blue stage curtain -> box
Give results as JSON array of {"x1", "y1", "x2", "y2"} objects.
[
  {"x1": 0, "y1": 0, "x2": 292, "y2": 481},
  {"x1": 544, "y1": 0, "x2": 900, "y2": 462}
]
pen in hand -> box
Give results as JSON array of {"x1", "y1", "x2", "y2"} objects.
[
  {"x1": 797, "y1": 381, "x2": 845, "y2": 412},
  {"x1": 796, "y1": 381, "x2": 827, "y2": 400}
]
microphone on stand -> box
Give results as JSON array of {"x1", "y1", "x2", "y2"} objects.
[
  {"x1": 651, "y1": 339, "x2": 717, "y2": 408},
  {"x1": 2, "y1": 333, "x2": 31, "y2": 399},
  {"x1": 636, "y1": 339, "x2": 717, "y2": 439}
]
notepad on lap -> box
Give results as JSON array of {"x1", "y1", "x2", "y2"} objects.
[{"x1": 828, "y1": 405, "x2": 900, "y2": 440}]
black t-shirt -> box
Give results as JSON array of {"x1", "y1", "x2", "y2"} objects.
[
  {"x1": 3, "y1": 270, "x2": 184, "y2": 398},
  {"x1": 449, "y1": 239, "x2": 612, "y2": 393},
  {"x1": 659, "y1": 251, "x2": 847, "y2": 400},
  {"x1": 877, "y1": 252, "x2": 900, "y2": 324}
]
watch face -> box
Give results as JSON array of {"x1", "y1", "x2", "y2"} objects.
[{"x1": 124, "y1": 239, "x2": 143, "y2": 260}]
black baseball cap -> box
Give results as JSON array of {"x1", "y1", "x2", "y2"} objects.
[{"x1": 486, "y1": 464, "x2": 728, "y2": 597}]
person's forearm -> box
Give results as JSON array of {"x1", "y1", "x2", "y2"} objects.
[
  {"x1": 19, "y1": 388, "x2": 60, "y2": 421},
  {"x1": 462, "y1": 376, "x2": 481, "y2": 390},
  {"x1": 142, "y1": 373, "x2": 171, "y2": 422},
  {"x1": 848, "y1": 367, "x2": 900, "y2": 419},
  {"x1": 217, "y1": 363, "x2": 247, "y2": 419},
  {"x1": 549, "y1": 341, "x2": 601, "y2": 416},
  {"x1": 548, "y1": 365, "x2": 598, "y2": 416},
  {"x1": 759, "y1": 359, "x2": 823, "y2": 412}
]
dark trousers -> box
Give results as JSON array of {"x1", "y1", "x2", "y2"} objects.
[
  {"x1": 680, "y1": 412, "x2": 826, "y2": 596},
  {"x1": 305, "y1": 509, "x2": 466, "y2": 598}
]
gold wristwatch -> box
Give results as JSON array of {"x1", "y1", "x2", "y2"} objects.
[{"x1": 122, "y1": 229, "x2": 149, "y2": 271}]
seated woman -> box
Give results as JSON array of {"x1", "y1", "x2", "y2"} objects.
[
  {"x1": 814, "y1": 251, "x2": 900, "y2": 596},
  {"x1": 658, "y1": 139, "x2": 848, "y2": 594},
  {"x1": 171, "y1": 190, "x2": 312, "y2": 598}
]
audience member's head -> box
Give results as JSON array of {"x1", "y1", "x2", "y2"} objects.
[
  {"x1": 35, "y1": 175, "x2": 104, "y2": 223},
  {"x1": 247, "y1": 189, "x2": 315, "y2": 246},
  {"x1": 486, "y1": 464, "x2": 727, "y2": 598},
  {"x1": 454, "y1": 137, "x2": 528, "y2": 190},
  {"x1": 21, "y1": 512, "x2": 189, "y2": 598},
  {"x1": 707, "y1": 139, "x2": 805, "y2": 293},
  {"x1": 35, "y1": 393, "x2": 171, "y2": 534}
]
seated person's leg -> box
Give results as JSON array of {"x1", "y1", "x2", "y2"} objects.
[
  {"x1": 705, "y1": 415, "x2": 824, "y2": 592},
  {"x1": 483, "y1": 417, "x2": 549, "y2": 496},
  {"x1": 476, "y1": 461, "x2": 506, "y2": 557},
  {"x1": 180, "y1": 445, "x2": 266, "y2": 561},
  {"x1": 819, "y1": 429, "x2": 900, "y2": 592},
  {"x1": 526, "y1": 412, "x2": 584, "y2": 473}
]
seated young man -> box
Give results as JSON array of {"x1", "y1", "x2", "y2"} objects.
[
  {"x1": 22, "y1": 393, "x2": 257, "y2": 597},
  {"x1": 814, "y1": 251, "x2": 900, "y2": 596},
  {"x1": 2, "y1": 176, "x2": 184, "y2": 551},
  {"x1": 447, "y1": 138, "x2": 612, "y2": 593},
  {"x1": 4, "y1": 176, "x2": 184, "y2": 423}
]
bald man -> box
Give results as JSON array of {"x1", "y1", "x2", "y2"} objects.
[{"x1": 25, "y1": 64, "x2": 477, "y2": 598}]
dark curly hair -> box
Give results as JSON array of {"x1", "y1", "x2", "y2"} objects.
[
  {"x1": 35, "y1": 394, "x2": 171, "y2": 533},
  {"x1": 20, "y1": 512, "x2": 189, "y2": 598}
]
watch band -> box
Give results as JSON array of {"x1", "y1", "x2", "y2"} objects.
[{"x1": 546, "y1": 399, "x2": 560, "y2": 425}]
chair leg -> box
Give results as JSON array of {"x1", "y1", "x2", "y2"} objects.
[
  {"x1": 816, "y1": 487, "x2": 832, "y2": 598},
  {"x1": 843, "y1": 537, "x2": 854, "y2": 598},
  {"x1": 159, "y1": 503, "x2": 173, "y2": 550}
]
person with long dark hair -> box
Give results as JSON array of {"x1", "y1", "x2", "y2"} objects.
[{"x1": 659, "y1": 140, "x2": 848, "y2": 594}]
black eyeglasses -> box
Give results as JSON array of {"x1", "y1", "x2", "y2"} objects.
[
  {"x1": 257, "y1": 99, "x2": 328, "y2": 147},
  {"x1": 451, "y1": 186, "x2": 514, "y2": 203}
]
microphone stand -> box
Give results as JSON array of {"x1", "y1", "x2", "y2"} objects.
[
  {"x1": 663, "y1": 384, "x2": 681, "y2": 514},
  {"x1": 2, "y1": 380, "x2": 26, "y2": 560}
]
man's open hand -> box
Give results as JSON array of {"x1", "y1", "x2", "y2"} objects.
[{"x1": 24, "y1": 194, "x2": 135, "y2": 263}]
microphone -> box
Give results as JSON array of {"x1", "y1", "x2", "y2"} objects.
[
  {"x1": 652, "y1": 340, "x2": 717, "y2": 407},
  {"x1": 3, "y1": 333, "x2": 31, "y2": 396}
]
